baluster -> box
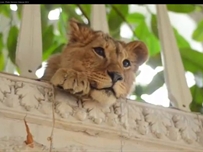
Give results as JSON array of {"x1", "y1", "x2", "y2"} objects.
[
  {"x1": 156, "y1": 5, "x2": 192, "y2": 111},
  {"x1": 16, "y1": 5, "x2": 42, "y2": 79},
  {"x1": 91, "y1": 4, "x2": 109, "y2": 33}
]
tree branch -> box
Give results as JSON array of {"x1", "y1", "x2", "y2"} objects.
[
  {"x1": 111, "y1": 5, "x2": 135, "y2": 34},
  {"x1": 145, "y1": 5, "x2": 153, "y2": 14},
  {"x1": 75, "y1": 4, "x2": 90, "y2": 25}
]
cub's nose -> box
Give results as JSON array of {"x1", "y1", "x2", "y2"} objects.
[{"x1": 107, "y1": 71, "x2": 123, "y2": 83}]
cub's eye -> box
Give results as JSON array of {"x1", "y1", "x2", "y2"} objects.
[
  {"x1": 123, "y1": 59, "x2": 131, "y2": 68},
  {"x1": 93, "y1": 47, "x2": 105, "y2": 58}
]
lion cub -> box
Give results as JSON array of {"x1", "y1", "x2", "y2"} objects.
[{"x1": 41, "y1": 19, "x2": 148, "y2": 106}]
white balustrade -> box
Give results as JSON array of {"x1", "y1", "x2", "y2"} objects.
[
  {"x1": 91, "y1": 4, "x2": 109, "y2": 33},
  {"x1": 16, "y1": 5, "x2": 42, "y2": 79},
  {"x1": 156, "y1": 5, "x2": 192, "y2": 111}
]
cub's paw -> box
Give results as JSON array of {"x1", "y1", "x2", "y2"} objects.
[{"x1": 50, "y1": 68, "x2": 90, "y2": 96}]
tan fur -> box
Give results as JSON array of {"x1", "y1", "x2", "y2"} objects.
[{"x1": 41, "y1": 19, "x2": 148, "y2": 106}]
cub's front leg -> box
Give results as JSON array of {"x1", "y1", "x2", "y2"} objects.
[{"x1": 50, "y1": 68, "x2": 90, "y2": 96}]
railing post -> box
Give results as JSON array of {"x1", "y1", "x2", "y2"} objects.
[
  {"x1": 156, "y1": 5, "x2": 192, "y2": 111},
  {"x1": 91, "y1": 4, "x2": 109, "y2": 33},
  {"x1": 16, "y1": 5, "x2": 42, "y2": 79}
]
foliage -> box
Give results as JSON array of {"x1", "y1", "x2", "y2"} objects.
[{"x1": 0, "y1": 4, "x2": 203, "y2": 113}]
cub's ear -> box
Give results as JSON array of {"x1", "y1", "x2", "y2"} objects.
[
  {"x1": 68, "y1": 18, "x2": 95, "y2": 44},
  {"x1": 126, "y1": 40, "x2": 148, "y2": 66}
]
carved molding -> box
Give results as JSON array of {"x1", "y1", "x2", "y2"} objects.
[{"x1": 0, "y1": 72, "x2": 203, "y2": 151}]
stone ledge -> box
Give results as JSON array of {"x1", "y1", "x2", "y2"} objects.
[{"x1": 0, "y1": 72, "x2": 203, "y2": 151}]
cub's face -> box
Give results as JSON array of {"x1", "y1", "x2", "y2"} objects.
[{"x1": 61, "y1": 19, "x2": 148, "y2": 105}]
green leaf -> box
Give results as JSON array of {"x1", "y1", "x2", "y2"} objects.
[
  {"x1": 62, "y1": 5, "x2": 83, "y2": 23},
  {"x1": 0, "y1": 33, "x2": 4, "y2": 70},
  {"x1": 113, "y1": 4, "x2": 129, "y2": 15},
  {"x1": 146, "y1": 53, "x2": 162, "y2": 69},
  {"x1": 194, "y1": 72, "x2": 203, "y2": 88},
  {"x1": 134, "y1": 85, "x2": 144, "y2": 97},
  {"x1": 194, "y1": 4, "x2": 202, "y2": 12},
  {"x1": 0, "y1": 33, "x2": 4, "y2": 52},
  {"x1": 180, "y1": 48, "x2": 203, "y2": 73},
  {"x1": 167, "y1": 4, "x2": 195, "y2": 13},
  {"x1": 42, "y1": 25, "x2": 55, "y2": 58},
  {"x1": 16, "y1": 4, "x2": 22, "y2": 19},
  {"x1": 44, "y1": 4, "x2": 61, "y2": 11},
  {"x1": 134, "y1": 70, "x2": 164, "y2": 97},
  {"x1": 43, "y1": 25, "x2": 54, "y2": 51},
  {"x1": 108, "y1": 5, "x2": 128, "y2": 38},
  {"x1": 0, "y1": 33, "x2": 4, "y2": 71},
  {"x1": 43, "y1": 43, "x2": 58, "y2": 61},
  {"x1": 6, "y1": 26, "x2": 18, "y2": 64},
  {"x1": 190, "y1": 100, "x2": 203, "y2": 113},
  {"x1": 135, "y1": 21, "x2": 160, "y2": 56},
  {"x1": 191, "y1": 85, "x2": 203, "y2": 105},
  {"x1": 0, "y1": 5, "x2": 11, "y2": 18},
  {"x1": 150, "y1": 14, "x2": 190, "y2": 49},
  {"x1": 57, "y1": 12, "x2": 68, "y2": 42},
  {"x1": 126, "y1": 13, "x2": 145, "y2": 24},
  {"x1": 192, "y1": 19, "x2": 203, "y2": 42},
  {"x1": 190, "y1": 85, "x2": 203, "y2": 113},
  {"x1": 79, "y1": 4, "x2": 91, "y2": 19},
  {"x1": 0, "y1": 53, "x2": 4, "y2": 71},
  {"x1": 52, "y1": 43, "x2": 65, "y2": 54},
  {"x1": 41, "y1": 5, "x2": 49, "y2": 32},
  {"x1": 43, "y1": 43, "x2": 65, "y2": 61},
  {"x1": 173, "y1": 28, "x2": 191, "y2": 48},
  {"x1": 144, "y1": 70, "x2": 164, "y2": 95},
  {"x1": 145, "y1": 34, "x2": 161, "y2": 56},
  {"x1": 151, "y1": 14, "x2": 158, "y2": 37},
  {"x1": 135, "y1": 21, "x2": 150, "y2": 39}
]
